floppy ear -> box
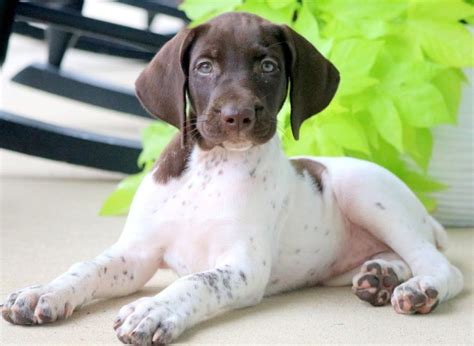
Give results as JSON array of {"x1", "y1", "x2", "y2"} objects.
[
  {"x1": 135, "y1": 28, "x2": 196, "y2": 144},
  {"x1": 282, "y1": 25, "x2": 340, "y2": 140}
]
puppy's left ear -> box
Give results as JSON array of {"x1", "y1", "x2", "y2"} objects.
[
  {"x1": 282, "y1": 25, "x2": 340, "y2": 140},
  {"x1": 135, "y1": 27, "x2": 198, "y2": 145}
]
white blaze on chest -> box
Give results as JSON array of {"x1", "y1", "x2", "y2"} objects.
[{"x1": 158, "y1": 137, "x2": 288, "y2": 274}]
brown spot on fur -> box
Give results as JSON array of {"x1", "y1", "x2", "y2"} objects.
[
  {"x1": 153, "y1": 133, "x2": 194, "y2": 184},
  {"x1": 366, "y1": 262, "x2": 382, "y2": 275},
  {"x1": 425, "y1": 288, "x2": 438, "y2": 299},
  {"x1": 375, "y1": 202, "x2": 386, "y2": 210},
  {"x1": 291, "y1": 158, "x2": 326, "y2": 193}
]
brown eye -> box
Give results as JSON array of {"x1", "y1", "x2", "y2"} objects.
[
  {"x1": 197, "y1": 61, "x2": 213, "y2": 74},
  {"x1": 261, "y1": 59, "x2": 277, "y2": 73}
]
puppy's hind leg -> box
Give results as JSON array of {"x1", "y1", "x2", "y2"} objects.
[
  {"x1": 323, "y1": 251, "x2": 412, "y2": 306},
  {"x1": 328, "y1": 159, "x2": 464, "y2": 314},
  {"x1": 352, "y1": 252, "x2": 412, "y2": 306}
]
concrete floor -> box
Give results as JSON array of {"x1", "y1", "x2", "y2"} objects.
[
  {"x1": 0, "y1": 167, "x2": 472, "y2": 344},
  {"x1": 1, "y1": 5, "x2": 473, "y2": 344}
]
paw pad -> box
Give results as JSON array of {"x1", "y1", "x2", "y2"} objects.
[
  {"x1": 392, "y1": 280, "x2": 439, "y2": 314},
  {"x1": 352, "y1": 261, "x2": 400, "y2": 306}
]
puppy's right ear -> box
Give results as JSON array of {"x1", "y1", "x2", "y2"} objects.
[{"x1": 135, "y1": 28, "x2": 197, "y2": 134}]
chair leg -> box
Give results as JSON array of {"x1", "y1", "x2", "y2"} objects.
[
  {"x1": 45, "y1": 0, "x2": 84, "y2": 67},
  {"x1": 146, "y1": 11, "x2": 156, "y2": 30},
  {"x1": 0, "y1": 0, "x2": 18, "y2": 66}
]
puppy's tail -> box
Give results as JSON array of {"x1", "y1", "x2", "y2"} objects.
[{"x1": 429, "y1": 215, "x2": 449, "y2": 252}]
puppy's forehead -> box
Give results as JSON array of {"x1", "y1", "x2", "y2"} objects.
[{"x1": 193, "y1": 13, "x2": 283, "y2": 56}]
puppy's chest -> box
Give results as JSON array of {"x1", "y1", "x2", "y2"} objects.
[
  {"x1": 156, "y1": 152, "x2": 283, "y2": 273},
  {"x1": 165, "y1": 154, "x2": 279, "y2": 217}
]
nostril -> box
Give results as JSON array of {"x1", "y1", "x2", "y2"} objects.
[
  {"x1": 226, "y1": 117, "x2": 235, "y2": 124},
  {"x1": 243, "y1": 117, "x2": 252, "y2": 125}
]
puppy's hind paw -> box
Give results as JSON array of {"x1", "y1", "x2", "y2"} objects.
[
  {"x1": 391, "y1": 276, "x2": 439, "y2": 314},
  {"x1": 352, "y1": 260, "x2": 401, "y2": 306}
]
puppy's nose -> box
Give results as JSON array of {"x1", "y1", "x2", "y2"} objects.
[{"x1": 220, "y1": 105, "x2": 255, "y2": 132}]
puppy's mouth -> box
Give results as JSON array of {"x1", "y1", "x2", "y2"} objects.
[
  {"x1": 222, "y1": 140, "x2": 254, "y2": 151},
  {"x1": 195, "y1": 118, "x2": 275, "y2": 151}
]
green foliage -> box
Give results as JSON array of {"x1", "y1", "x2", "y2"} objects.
[
  {"x1": 100, "y1": 124, "x2": 176, "y2": 215},
  {"x1": 101, "y1": 0, "x2": 474, "y2": 215}
]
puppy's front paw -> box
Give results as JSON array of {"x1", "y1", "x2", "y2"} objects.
[
  {"x1": 391, "y1": 276, "x2": 439, "y2": 314},
  {"x1": 2, "y1": 285, "x2": 74, "y2": 325},
  {"x1": 114, "y1": 297, "x2": 185, "y2": 345}
]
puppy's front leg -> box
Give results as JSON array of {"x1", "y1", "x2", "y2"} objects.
[
  {"x1": 2, "y1": 244, "x2": 160, "y2": 325},
  {"x1": 114, "y1": 243, "x2": 271, "y2": 345}
]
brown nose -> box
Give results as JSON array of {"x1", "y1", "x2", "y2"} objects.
[{"x1": 220, "y1": 104, "x2": 256, "y2": 132}]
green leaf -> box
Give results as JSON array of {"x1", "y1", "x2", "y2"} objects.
[
  {"x1": 320, "y1": 112, "x2": 371, "y2": 155},
  {"x1": 371, "y1": 139, "x2": 406, "y2": 173},
  {"x1": 338, "y1": 75, "x2": 379, "y2": 96},
  {"x1": 316, "y1": 0, "x2": 407, "y2": 21},
  {"x1": 408, "y1": 0, "x2": 474, "y2": 22},
  {"x1": 179, "y1": 0, "x2": 242, "y2": 20},
  {"x1": 330, "y1": 39, "x2": 383, "y2": 76},
  {"x1": 405, "y1": 2, "x2": 474, "y2": 68},
  {"x1": 266, "y1": 0, "x2": 293, "y2": 9},
  {"x1": 376, "y1": 61, "x2": 443, "y2": 93},
  {"x1": 356, "y1": 111, "x2": 380, "y2": 150},
  {"x1": 138, "y1": 122, "x2": 176, "y2": 168},
  {"x1": 418, "y1": 21, "x2": 474, "y2": 67},
  {"x1": 100, "y1": 171, "x2": 148, "y2": 216},
  {"x1": 432, "y1": 68, "x2": 465, "y2": 119},
  {"x1": 316, "y1": 127, "x2": 344, "y2": 156},
  {"x1": 376, "y1": 34, "x2": 424, "y2": 64},
  {"x1": 395, "y1": 83, "x2": 453, "y2": 127},
  {"x1": 369, "y1": 95, "x2": 404, "y2": 152},
  {"x1": 403, "y1": 126, "x2": 433, "y2": 171},
  {"x1": 293, "y1": 2, "x2": 321, "y2": 48},
  {"x1": 398, "y1": 170, "x2": 447, "y2": 193},
  {"x1": 415, "y1": 193, "x2": 438, "y2": 213},
  {"x1": 236, "y1": 0, "x2": 296, "y2": 25},
  {"x1": 324, "y1": 18, "x2": 389, "y2": 40},
  {"x1": 284, "y1": 130, "x2": 319, "y2": 156}
]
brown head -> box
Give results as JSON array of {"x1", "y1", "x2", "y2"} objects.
[{"x1": 136, "y1": 12, "x2": 339, "y2": 151}]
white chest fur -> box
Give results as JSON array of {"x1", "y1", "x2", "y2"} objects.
[{"x1": 119, "y1": 136, "x2": 347, "y2": 294}]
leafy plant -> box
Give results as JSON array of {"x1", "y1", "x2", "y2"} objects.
[{"x1": 101, "y1": 0, "x2": 474, "y2": 216}]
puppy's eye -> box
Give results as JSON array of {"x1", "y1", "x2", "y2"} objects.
[
  {"x1": 261, "y1": 59, "x2": 277, "y2": 73},
  {"x1": 197, "y1": 61, "x2": 213, "y2": 74}
]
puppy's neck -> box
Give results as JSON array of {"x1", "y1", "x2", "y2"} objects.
[{"x1": 190, "y1": 135, "x2": 283, "y2": 171}]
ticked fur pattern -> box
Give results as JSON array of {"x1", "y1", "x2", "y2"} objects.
[{"x1": 2, "y1": 135, "x2": 464, "y2": 344}]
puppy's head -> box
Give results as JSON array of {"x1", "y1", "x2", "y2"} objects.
[{"x1": 136, "y1": 12, "x2": 339, "y2": 151}]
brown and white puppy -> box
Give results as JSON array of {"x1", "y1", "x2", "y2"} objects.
[{"x1": 2, "y1": 12, "x2": 463, "y2": 345}]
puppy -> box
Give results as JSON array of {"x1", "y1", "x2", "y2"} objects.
[{"x1": 2, "y1": 12, "x2": 463, "y2": 345}]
